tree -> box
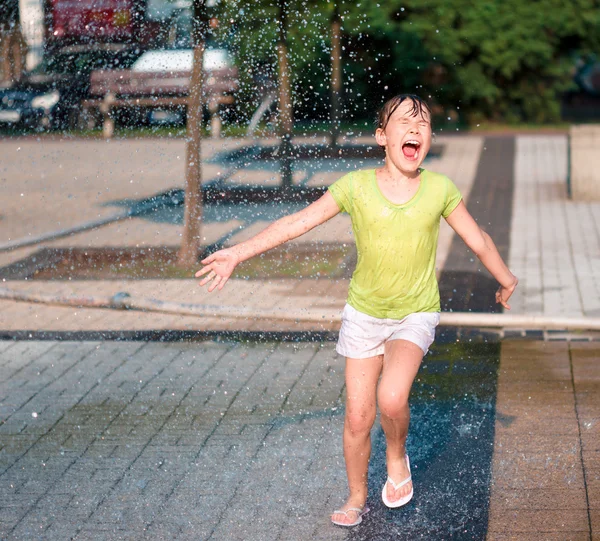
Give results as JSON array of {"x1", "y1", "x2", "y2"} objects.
[
  {"x1": 218, "y1": 0, "x2": 600, "y2": 125},
  {"x1": 214, "y1": 1, "x2": 344, "y2": 130},
  {"x1": 177, "y1": 0, "x2": 209, "y2": 268},
  {"x1": 0, "y1": 0, "x2": 27, "y2": 85},
  {"x1": 277, "y1": 0, "x2": 293, "y2": 187},
  {"x1": 330, "y1": 1, "x2": 342, "y2": 147},
  {"x1": 344, "y1": 0, "x2": 600, "y2": 123}
]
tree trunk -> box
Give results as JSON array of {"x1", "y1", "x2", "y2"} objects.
[
  {"x1": 330, "y1": 3, "x2": 342, "y2": 148},
  {"x1": 0, "y1": 1, "x2": 26, "y2": 85},
  {"x1": 177, "y1": 0, "x2": 208, "y2": 268},
  {"x1": 0, "y1": 30, "x2": 12, "y2": 84},
  {"x1": 277, "y1": 0, "x2": 293, "y2": 188}
]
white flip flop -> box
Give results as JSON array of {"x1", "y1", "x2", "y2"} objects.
[
  {"x1": 381, "y1": 454, "x2": 413, "y2": 508},
  {"x1": 331, "y1": 505, "x2": 370, "y2": 527}
]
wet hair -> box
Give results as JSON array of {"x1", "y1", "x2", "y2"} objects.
[{"x1": 376, "y1": 94, "x2": 431, "y2": 131}]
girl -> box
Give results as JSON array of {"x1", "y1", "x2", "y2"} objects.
[{"x1": 195, "y1": 94, "x2": 518, "y2": 527}]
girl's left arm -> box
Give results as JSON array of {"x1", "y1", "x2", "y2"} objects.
[{"x1": 445, "y1": 201, "x2": 518, "y2": 309}]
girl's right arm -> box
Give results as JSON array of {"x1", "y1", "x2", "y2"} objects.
[
  {"x1": 195, "y1": 191, "x2": 341, "y2": 291},
  {"x1": 445, "y1": 201, "x2": 518, "y2": 308}
]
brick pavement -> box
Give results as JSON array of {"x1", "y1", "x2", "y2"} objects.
[
  {"x1": 0, "y1": 278, "x2": 349, "y2": 334},
  {"x1": 0, "y1": 339, "x2": 598, "y2": 540},
  {"x1": 0, "y1": 340, "x2": 349, "y2": 540},
  {"x1": 487, "y1": 340, "x2": 599, "y2": 540},
  {"x1": 3, "y1": 134, "x2": 599, "y2": 328},
  {"x1": 2, "y1": 133, "x2": 600, "y2": 540},
  {"x1": 508, "y1": 135, "x2": 600, "y2": 318}
]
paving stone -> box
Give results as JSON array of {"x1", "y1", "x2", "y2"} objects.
[
  {"x1": 488, "y1": 508, "x2": 590, "y2": 533},
  {"x1": 494, "y1": 414, "x2": 580, "y2": 435},
  {"x1": 489, "y1": 487, "x2": 588, "y2": 511},
  {"x1": 509, "y1": 136, "x2": 600, "y2": 318},
  {"x1": 488, "y1": 340, "x2": 593, "y2": 539},
  {"x1": 487, "y1": 533, "x2": 590, "y2": 541},
  {"x1": 1, "y1": 312, "x2": 598, "y2": 538},
  {"x1": 0, "y1": 135, "x2": 484, "y2": 334}
]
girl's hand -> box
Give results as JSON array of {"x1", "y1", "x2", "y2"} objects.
[
  {"x1": 495, "y1": 277, "x2": 518, "y2": 310},
  {"x1": 195, "y1": 248, "x2": 240, "y2": 292}
]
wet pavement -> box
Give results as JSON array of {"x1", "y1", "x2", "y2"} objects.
[
  {"x1": 1, "y1": 338, "x2": 598, "y2": 540},
  {"x1": 0, "y1": 338, "x2": 499, "y2": 541},
  {"x1": 349, "y1": 341, "x2": 500, "y2": 540}
]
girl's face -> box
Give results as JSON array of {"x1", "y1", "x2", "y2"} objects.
[{"x1": 375, "y1": 100, "x2": 432, "y2": 175}]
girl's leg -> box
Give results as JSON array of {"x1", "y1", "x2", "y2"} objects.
[
  {"x1": 377, "y1": 339, "x2": 424, "y2": 503},
  {"x1": 331, "y1": 354, "x2": 383, "y2": 525}
]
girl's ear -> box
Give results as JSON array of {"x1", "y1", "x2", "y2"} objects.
[{"x1": 375, "y1": 128, "x2": 386, "y2": 148}]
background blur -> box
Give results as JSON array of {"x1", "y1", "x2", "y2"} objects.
[{"x1": 1, "y1": 0, "x2": 599, "y2": 136}]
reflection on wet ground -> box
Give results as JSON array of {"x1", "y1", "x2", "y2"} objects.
[{"x1": 351, "y1": 341, "x2": 499, "y2": 540}]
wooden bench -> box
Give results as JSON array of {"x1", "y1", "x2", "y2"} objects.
[
  {"x1": 569, "y1": 124, "x2": 600, "y2": 200},
  {"x1": 81, "y1": 67, "x2": 239, "y2": 138}
]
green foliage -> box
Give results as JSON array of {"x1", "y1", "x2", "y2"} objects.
[
  {"x1": 214, "y1": 0, "x2": 600, "y2": 124},
  {"x1": 350, "y1": 0, "x2": 600, "y2": 123},
  {"x1": 213, "y1": 0, "x2": 336, "y2": 121}
]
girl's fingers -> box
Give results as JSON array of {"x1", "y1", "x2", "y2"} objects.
[
  {"x1": 217, "y1": 276, "x2": 230, "y2": 290},
  {"x1": 207, "y1": 275, "x2": 222, "y2": 292},
  {"x1": 198, "y1": 270, "x2": 216, "y2": 286},
  {"x1": 196, "y1": 261, "x2": 232, "y2": 291},
  {"x1": 198, "y1": 270, "x2": 229, "y2": 292},
  {"x1": 497, "y1": 293, "x2": 510, "y2": 310},
  {"x1": 198, "y1": 276, "x2": 211, "y2": 286},
  {"x1": 201, "y1": 254, "x2": 216, "y2": 265},
  {"x1": 195, "y1": 266, "x2": 212, "y2": 278}
]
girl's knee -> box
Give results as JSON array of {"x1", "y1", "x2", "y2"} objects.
[
  {"x1": 345, "y1": 408, "x2": 376, "y2": 436},
  {"x1": 378, "y1": 390, "x2": 409, "y2": 420}
]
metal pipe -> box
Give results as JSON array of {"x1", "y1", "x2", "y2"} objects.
[{"x1": 2, "y1": 287, "x2": 600, "y2": 330}]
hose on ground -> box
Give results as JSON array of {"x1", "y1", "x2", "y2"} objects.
[{"x1": 1, "y1": 287, "x2": 600, "y2": 330}]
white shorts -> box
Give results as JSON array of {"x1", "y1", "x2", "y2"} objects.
[{"x1": 336, "y1": 304, "x2": 440, "y2": 359}]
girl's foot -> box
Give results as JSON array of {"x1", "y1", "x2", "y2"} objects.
[
  {"x1": 384, "y1": 454, "x2": 412, "y2": 504},
  {"x1": 331, "y1": 497, "x2": 368, "y2": 526}
]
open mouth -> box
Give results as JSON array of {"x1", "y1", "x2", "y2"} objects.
[{"x1": 402, "y1": 140, "x2": 421, "y2": 161}]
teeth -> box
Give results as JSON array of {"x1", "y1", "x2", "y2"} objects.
[{"x1": 405, "y1": 140, "x2": 420, "y2": 145}]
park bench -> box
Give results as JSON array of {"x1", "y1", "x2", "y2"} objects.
[{"x1": 81, "y1": 66, "x2": 239, "y2": 138}]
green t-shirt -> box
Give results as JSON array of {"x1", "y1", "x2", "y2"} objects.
[{"x1": 328, "y1": 168, "x2": 462, "y2": 319}]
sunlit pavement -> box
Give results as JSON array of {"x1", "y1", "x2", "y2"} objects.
[
  {"x1": 0, "y1": 135, "x2": 482, "y2": 333},
  {"x1": 0, "y1": 339, "x2": 598, "y2": 540},
  {"x1": 2, "y1": 134, "x2": 600, "y2": 332},
  {"x1": 487, "y1": 340, "x2": 599, "y2": 540}
]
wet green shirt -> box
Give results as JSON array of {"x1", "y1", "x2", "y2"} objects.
[{"x1": 328, "y1": 168, "x2": 462, "y2": 319}]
